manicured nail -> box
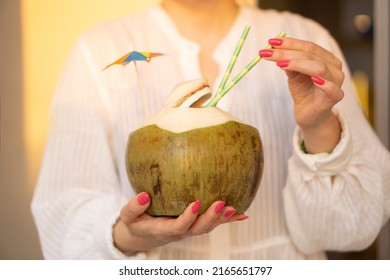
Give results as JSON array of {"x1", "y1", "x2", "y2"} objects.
[
  {"x1": 276, "y1": 60, "x2": 289, "y2": 68},
  {"x1": 225, "y1": 209, "x2": 236, "y2": 218},
  {"x1": 311, "y1": 76, "x2": 325, "y2": 85},
  {"x1": 137, "y1": 192, "x2": 150, "y2": 206},
  {"x1": 215, "y1": 201, "x2": 225, "y2": 214},
  {"x1": 237, "y1": 216, "x2": 249, "y2": 221},
  {"x1": 259, "y1": 49, "x2": 273, "y2": 57},
  {"x1": 192, "y1": 199, "x2": 201, "y2": 214},
  {"x1": 268, "y1": 38, "x2": 283, "y2": 46}
]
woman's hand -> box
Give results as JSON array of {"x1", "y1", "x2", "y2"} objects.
[
  {"x1": 113, "y1": 192, "x2": 246, "y2": 256},
  {"x1": 259, "y1": 37, "x2": 345, "y2": 153}
]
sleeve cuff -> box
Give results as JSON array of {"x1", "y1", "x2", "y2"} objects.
[{"x1": 292, "y1": 110, "x2": 353, "y2": 181}]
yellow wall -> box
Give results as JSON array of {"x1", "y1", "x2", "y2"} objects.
[{"x1": 21, "y1": 0, "x2": 160, "y2": 189}]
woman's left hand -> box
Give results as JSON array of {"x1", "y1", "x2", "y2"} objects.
[{"x1": 259, "y1": 37, "x2": 345, "y2": 153}]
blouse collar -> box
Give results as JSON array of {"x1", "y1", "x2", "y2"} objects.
[
  {"x1": 148, "y1": 4, "x2": 249, "y2": 63},
  {"x1": 148, "y1": 5, "x2": 251, "y2": 96}
]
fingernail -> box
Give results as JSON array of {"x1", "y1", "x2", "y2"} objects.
[
  {"x1": 137, "y1": 192, "x2": 150, "y2": 205},
  {"x1": 276, "y1": 60, "x2": 289, "y2": 68},
  {"x1": 215, "y1": 201, "x2": 225, "y2": 214},
  {"x1": 192, "y1": 199, "x2": 201, "y2": 214},
  {"x1": 237, "y1": 216, "x2": 249, "y2": 221},
  {"x1": 268, "y1": 38, "x2": 283, "y2": 46},
  {"x1": 311, "y1": 76, "x2": 325, "y2": 85},
  {"x1": 259, "y1": 49, "x2": 273, "y2": 57},
  {"x1": 225, "y1": 209, "x2": 236, "y2": 218}
]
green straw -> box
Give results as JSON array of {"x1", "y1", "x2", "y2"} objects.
[
  {"x1": 206, "y1": 31, "x2": 287, "y2": 107},
  {"x1": 215, "y1": 25, "x2": 251, "y2": 98}
]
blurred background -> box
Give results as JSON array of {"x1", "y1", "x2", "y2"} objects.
[{"x1": 0, "y1": 0, "x2": 389, "y2": 259}]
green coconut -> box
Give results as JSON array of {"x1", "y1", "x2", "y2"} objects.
[{"x1": 125, "y1": 79, "x2": 263, "y2": 216}]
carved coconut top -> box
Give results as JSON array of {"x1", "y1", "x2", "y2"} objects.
[
  {"x1": 163, "y1": 78, "x2": 212, "y2": 109},
  {"x1": 143, "y1": 79, "x2": 247, "y2": 133}
]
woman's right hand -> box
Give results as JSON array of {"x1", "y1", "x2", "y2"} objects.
[{"x1": 113, "y1": 192, "x2": 247, "y2": 256}]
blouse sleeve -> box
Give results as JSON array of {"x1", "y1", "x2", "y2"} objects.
[
  {"x1": 30, "y1": 37, "x2": 146, "y2": 259},
  {"x1": 282, "y1": 30, "x2": 390, "y2": 255}
]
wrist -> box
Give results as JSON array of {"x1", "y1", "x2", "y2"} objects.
[
  {"x1": 112, "y1": 218, "x2": 140, "y2": 256},
  {"x1": 300, "y1": 112, "x2": 341, "y2": 154}
]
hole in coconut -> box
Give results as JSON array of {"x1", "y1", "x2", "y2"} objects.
[
  {"x1": 178, "y1": 87, "x2": 212, "y2": 108},
  {"x1": 189, "y1": 93, "x2": 212, "y2": 108}
]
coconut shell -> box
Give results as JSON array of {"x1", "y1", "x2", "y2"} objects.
[{"x1": 126, "y1": 120, "x2": 263, "y2": 216}]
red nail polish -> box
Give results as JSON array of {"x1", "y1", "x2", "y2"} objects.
[
  {"x1": 311, "y1": 76, "x2": 325, "y2": 85},
  {"x1": 259, "y1": 49, "x2": 273, "y2": 57},
  {"x1": 225, "y1": 210, "x2": 236, "y2": 218},
  {"x1": 276, "y1": 60, "x2": 289, "y2": 68},
  {"x1": 268, "y1": 38, "x2": 283, "y2": 46},
  {"x1": 192, "y1": 199, "x2": 201, "y2": 214},
  {"x1": 237, "y1": 216, "x2": 249, "y2": 221},
  {"x1": 137, "y1": 192, "x2": 150, "y2": 206},
  {"x1": 215, "y1": 201, "x2": 225, "y2": 214}
]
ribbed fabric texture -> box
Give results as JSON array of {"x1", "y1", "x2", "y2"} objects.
[{"x1": 31, "y1": 5, "x2": 390, "y2": 259}]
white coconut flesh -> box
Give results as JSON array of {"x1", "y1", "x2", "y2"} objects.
[{"x1": 145, "y1": 79, "x2": 247, "y2": 133}]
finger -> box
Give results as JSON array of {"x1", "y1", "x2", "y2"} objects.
[
  {"x1": 276, "y1": 58, "x2": 344, "y2": 86},
  {"x1": 126, "y1": 199, "x2": 201, "y2": 244},
  {"x1": 120, "y1": 192, "x2": 151, "y2": 225},
  {"x1": 311, "y1": 76, "x2": 344, "y2": 103},
  {"x1": 187, "y1": 201, "x2": 226, "y2": 235},
  {"x1": 168, "y1": 199, "x2": 201, "y2": 236},
  {"x1": 267, "y1": 37, "x2": 342, "y2": 68},
  {"x1": 206, "y1": 206, "x2": 236, "y2": 232},
  {"x1": 259, "y1": 48, "x2": 344, "y2": 85},
  {"x1": 228, "y1": 213, "x2": 249, "y2": 223},
  {"x1": 260, "y1": 48, "x2": 342, "y2": 73},
  {"x1": 207, "y1": 211, "x2": 250, "y2": 233}
]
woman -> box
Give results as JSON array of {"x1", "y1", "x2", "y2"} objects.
[{"x1": 32, "y1": 0, "x2": 390, "y2": 259}]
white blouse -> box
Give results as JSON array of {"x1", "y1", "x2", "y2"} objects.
[{"x1": 31, "y1": 5, "x2": 390, "y2": 259}]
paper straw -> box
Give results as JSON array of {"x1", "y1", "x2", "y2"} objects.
[
  {"x1": 215, "y1": 25, "x2": 251, "y2": 97},
  {"x1": 206, "y1": 31, "x2": 287, "y2": 107}
]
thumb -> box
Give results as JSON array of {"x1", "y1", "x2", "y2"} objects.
[{"x1": 120, "y1": 192, "x2": 150, "y2": 225}]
